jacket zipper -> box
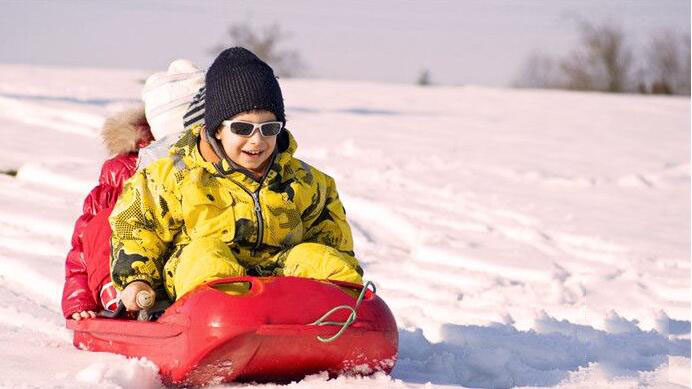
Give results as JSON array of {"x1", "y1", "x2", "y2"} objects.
[
  {"x1": 218, "y1": 153, "x2": 277, "y2": 258},
  {"x1": 232, "y1": 184, "x2": 264, "y2": 257},
  {"x1": 247, "y1": 154, "x2": 276, "y2": 257},
  {"x1": 250, "y1": 190, "x2": 263, "y2": 256}
]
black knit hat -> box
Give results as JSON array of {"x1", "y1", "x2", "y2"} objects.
[{"x1": 204, "y1": 47, "x2": 285, "y2": 133}]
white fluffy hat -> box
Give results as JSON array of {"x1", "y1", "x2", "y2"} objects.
[{"x1": 142, "y1": 59, "x2": 204, "y2": 140}]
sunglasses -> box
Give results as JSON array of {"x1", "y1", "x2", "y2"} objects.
[{"x1": 221, "y1": 120, "x2": 283, "y2": 137}]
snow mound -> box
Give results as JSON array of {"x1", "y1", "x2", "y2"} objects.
[
  {"x1": 75, "y1": 357, "x2": 162, "y2": 389},
  {"x1": 393, "y1": 312, "x2": 690, "y2": 388}
]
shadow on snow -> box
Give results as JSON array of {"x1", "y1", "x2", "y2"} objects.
[
  {"x1": 392, "y1": 313, "x2": 690, "y2": 388},
  {"x1": 0, "y1": 93, "x2": 139, "y2": 106}
]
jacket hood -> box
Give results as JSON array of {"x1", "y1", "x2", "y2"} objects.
[{"x1": 101, "y1": 105, "x2": 153, "y2": 156}]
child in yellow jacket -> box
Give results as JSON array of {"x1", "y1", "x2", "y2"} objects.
[{"x1": 110, "y1": 47, "x2": 363, "y2": 311}]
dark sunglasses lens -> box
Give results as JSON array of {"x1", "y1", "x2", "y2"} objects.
[
  {"x1": 230, "y1": 122, "x2": 255, "y2": 136},
  {"x1": 260, "y1": 122, "x2": 282, "y2": 136}
]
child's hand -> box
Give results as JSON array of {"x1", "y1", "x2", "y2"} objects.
[
  {"x1": 121, "y1": 281, "x2": 156, "y2": 311},
  {"x1": 71, "y1": 310, "x2": 96, "y2": 320}
]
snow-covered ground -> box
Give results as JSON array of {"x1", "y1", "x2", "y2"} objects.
[{"x1": 0, "y1": 64, "x2": 689, "y2": 389}]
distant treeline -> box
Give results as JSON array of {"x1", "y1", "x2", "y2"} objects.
[
  {"x1": 210, "y1": 20, "x2": 688, "y2": 95},
  {"x1": 513, "y1": 20, "x2": 691, "y2": 96}
]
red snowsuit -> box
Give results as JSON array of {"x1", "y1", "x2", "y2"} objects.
[{"x1": 61, "y1": 107, "x2": 152, "y2": 318}]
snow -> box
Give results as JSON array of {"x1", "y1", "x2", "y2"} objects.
[
  {"x1": 74, "y1": 359, "x2": 161, "y2": 389},
  {"x1": 0, "y1": 64, "x2": 689, "y2": 388}
]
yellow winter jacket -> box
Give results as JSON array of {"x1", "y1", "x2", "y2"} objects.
[{"x1": 109, "y1": 125, "x2": 361, "y2": 297}]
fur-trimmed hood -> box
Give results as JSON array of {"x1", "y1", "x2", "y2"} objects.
[{"x1": 101, "y1": 105, "x2": 153, "y2": 156}]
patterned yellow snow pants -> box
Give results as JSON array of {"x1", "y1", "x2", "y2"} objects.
[{"x1": 164, "y1": 238, "x2": 363, "y2": 299}]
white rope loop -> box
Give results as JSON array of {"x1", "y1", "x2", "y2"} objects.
[{"x1": 308, "y1": 281, "x2": 376, "y2": 343}]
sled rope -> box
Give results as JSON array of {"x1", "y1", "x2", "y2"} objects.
[{"x1": 308, "y1": 281, "x2": 376, "y2": 343}]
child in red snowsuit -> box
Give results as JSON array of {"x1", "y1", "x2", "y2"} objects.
[
  {"x1": 61, "y1": 60, "x2": 204, "y2": 320},
  {"x1": 61, "y1": 108, "x2": 152, "y2": 319}
]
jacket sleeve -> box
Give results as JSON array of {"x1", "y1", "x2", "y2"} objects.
[
  {"x1": 61, "y1": 213, "x2": 98, "y2": 318},
  {"x1": 303, "y1": 176, "x2": 363, "y2": 276},
  {"x1": 109, "y1": 159, "x2": 182, "y2": 291},
  {"x1": 61, "y1": 155, "x2": 137, "y2": 318}
]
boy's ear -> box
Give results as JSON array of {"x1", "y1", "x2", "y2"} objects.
[{"x1": 215, "y1": 128, "x2": 222, "y2": 140}]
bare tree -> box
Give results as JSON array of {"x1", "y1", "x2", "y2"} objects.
[
  {"x1": 512, "y1": 51, "x2": 563, "y2": 89},
  {"x1": 211, "y1": 23, "x2": 307, "y2": 78},
  {"x1": 643, "y1": 31, "x2": 690, "y2": 95},
  {"x1": 682, "y1": 34, "x2": 691, "y2": 95},
  {"x1": 417, "y1": 69, "x2": 431, "y2": 86},
  {"x1": 514, "y1": 21, "x2": 690, "y2": 97},
  {"x1": 560, "y1": 21, "x2": 634, "y2": 93}
]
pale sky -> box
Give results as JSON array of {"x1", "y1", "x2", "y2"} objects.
[{"x1": 1, "y1": 0, "x2": 689, "y2": 87}]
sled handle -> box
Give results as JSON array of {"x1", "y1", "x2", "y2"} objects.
[
  {"x1": 206, "y1": 276, "x2": 264, "y2": 296},
  {"x1": 136, "y1": 290, "x2": 155, "y2": 309},
  {"x1": 98, "y1": 290, "x2": 154, "y2": 318}
]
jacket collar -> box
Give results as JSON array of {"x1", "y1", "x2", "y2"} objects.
[{"x1": 170, "y1": 124, "x2": 298, "y2": 188}]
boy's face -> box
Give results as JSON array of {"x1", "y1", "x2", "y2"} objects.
[{"x1": 215, "y1": 110, "x2": 278, "y2": 176}]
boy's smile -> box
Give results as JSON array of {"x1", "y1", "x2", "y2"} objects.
[{"x1": 215, "y1": 109, "x2": 278, "y2": 177}]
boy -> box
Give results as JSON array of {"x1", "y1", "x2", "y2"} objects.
[{"x1": 110, "y1": 47, "x2": 363, "y2": 311}]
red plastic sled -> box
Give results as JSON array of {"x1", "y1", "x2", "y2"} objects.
[{"x1": 67, "y1": 276, "x2": 398, "y2": 386}]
